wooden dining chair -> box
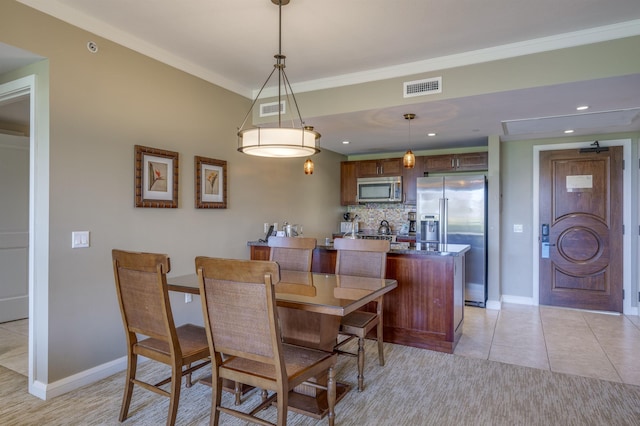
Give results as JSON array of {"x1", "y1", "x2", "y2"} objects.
[
  {"x1": 112, "y1": 249, "x2": 211, "y2": 426},
  {"x1": 333, "y1": 238, "x2": 390, "y2": 391},
  {"x1": 195, "y1": 256, "x2": 338, "y2": 426},
  {"x1": 268, "y1": 236, "x2": 317, "y2": 272}
]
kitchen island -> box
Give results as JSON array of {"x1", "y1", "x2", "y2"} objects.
[{"x1": 248, "y1": 240, "x2": 470, "y2": 353}]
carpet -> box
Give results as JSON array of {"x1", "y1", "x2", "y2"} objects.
[{"x1": 1, "y1": 341, "x2": 639, "y2": 425}]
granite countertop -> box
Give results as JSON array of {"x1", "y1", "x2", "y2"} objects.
[{"x1": 247, "y1": 240, "x2": 470, "y2": 257}]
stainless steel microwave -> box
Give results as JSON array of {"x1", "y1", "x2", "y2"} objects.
[{"x1": 357, "y1": 176, "x2": 403, "y2": 203}]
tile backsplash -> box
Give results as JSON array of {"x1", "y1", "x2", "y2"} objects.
[{"x1": 344, "y1": 204, "x2": 415, "y2": 235}]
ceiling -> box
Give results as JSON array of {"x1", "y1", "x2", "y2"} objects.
[{"x1": 3, "y1": 0, "x2": 640, "y2": 154}]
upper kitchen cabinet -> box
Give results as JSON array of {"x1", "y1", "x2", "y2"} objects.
[
  {"x1": 340, "y1": 161, "x2": 358, "y2": 206},
  {"x1": 424, "y1": 152, "x2": 488, "y2": 173},
  {"x1": 402, "y1": 155, "x2": 425, "y2": 205},
  {"x1": 357, "y1": 158, "x2": 403, "y2": 177}
]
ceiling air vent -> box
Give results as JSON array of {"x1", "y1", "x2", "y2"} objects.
[
  {"x1": 259, "y1": 101, "x2": 286, "y2": 117},
  {"x1": 403, "y1": 77, "x2": 442, "y2": 98}
]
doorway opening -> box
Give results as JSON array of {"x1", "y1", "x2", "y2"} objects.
[{"x1": 0, "y1": 74, "x2": 50, "y2": 399}]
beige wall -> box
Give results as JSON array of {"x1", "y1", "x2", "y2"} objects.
[
  {"x1": 1, "y1": 0, "x2": 639, "y2": 393},
  {"x1": 1, "y1": 1, "x2": 344, "y2": 384}
]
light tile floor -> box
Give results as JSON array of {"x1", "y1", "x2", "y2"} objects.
[
  {"x1": 2, "y1": 305, "x2": 640, "y2": 386},
  {"x1": 454, "y1": 303, "x2": 640, "y2": 386}
]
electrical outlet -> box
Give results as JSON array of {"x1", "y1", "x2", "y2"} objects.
[
  {"x1": 513, "y1": 224, "x2": 524, "y2": 233},
  {"x1": 264, "y1": 222, "x2": 269, "y2": 233}
]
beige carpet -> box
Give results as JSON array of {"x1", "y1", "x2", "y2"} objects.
[{"x1": 2, "y1": 341, "x2": 640, "y2": 425}]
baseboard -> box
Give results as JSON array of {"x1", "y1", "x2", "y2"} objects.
[
  {"x1": 40, "y1": 356, "x2": 128, "y2": 400},
  {"x1": 501, "y1": 295, "x2": 535, "y2": 306}
]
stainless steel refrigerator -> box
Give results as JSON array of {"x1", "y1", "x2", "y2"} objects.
[{"x1": 416, "y1": 175, "x2": 487, "y2": 307}]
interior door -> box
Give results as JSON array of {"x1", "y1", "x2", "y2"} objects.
[
  {"x1": 539, "y1": 146, "x2": 623, "y2": 312},
  {"x1": 0, "y1": 134, "x2": 29, "y2": 323}
]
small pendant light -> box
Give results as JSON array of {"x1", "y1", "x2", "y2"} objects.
[
  {"x1": 304, "y1": 158, "x2": 314, "y2": 174},
  {"x1": 403, "y1": 113, "x2": 416, "y2": 169}
]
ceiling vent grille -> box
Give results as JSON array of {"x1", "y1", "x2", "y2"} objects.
[
  {"x1": 403, "y1": 77, "x2": 442, "y2": 98},
  {"x1": 259, "y1": 101, "x2": 286, "y2": 117}
]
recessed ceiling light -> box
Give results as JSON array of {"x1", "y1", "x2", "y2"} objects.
[
  {"x1": 576, "y1": 105, "x2": 589, "y2": 111},
  {"x1": 342, "y1": 140, "x2": 350, "y2": 144},
  {"x1": 564, "y1": 129, "x2": 575, "y2": 134},
  {"x1": 427, "y1": 133, "x2": 437, "y2": 137}
]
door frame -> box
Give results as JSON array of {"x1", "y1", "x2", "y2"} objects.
[
  {"x1": 0, "y1": 75, "x2": 50, "y2": 399},
  {"x1": 532, "y1": 139, "x2": 633, "y2": 315}
]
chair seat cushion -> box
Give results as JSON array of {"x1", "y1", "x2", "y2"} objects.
[
  {"x1": 340, "y1": 311, "x2": 378, "y2": 333},
  {"x1": 136, "y1": 323, "x2": 209, "y2": 359},
  {"x1": 221, "y1": 344, "x2": 334, "y2": 384}
]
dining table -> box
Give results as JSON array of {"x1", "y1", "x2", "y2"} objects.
[{"x1": 167, "y1": 268, "x2": 398, "y2": 419}]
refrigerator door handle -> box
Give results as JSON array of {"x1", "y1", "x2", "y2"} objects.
[{"x1": 439, "y1": 198, "x2": 448, "y2": 244}]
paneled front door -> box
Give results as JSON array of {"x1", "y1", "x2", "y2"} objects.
[{"x1": 539, "y1": 146, "x2": 623, "y2": 312}]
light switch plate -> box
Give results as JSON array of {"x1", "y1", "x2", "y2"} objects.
[
  {"x1": 513, "y1": 224, "x2": 524, "y2": 233},
  {"x1": 72, "y1": 231, "x2": 90, "y2": 248}
]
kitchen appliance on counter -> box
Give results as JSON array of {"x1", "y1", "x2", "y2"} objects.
[
  {"x1": 356, "y1": 176, "x2": 402, "y2": 203},
  {"x1": 377, "y1": 220, "x2": 391, "y2": 235},
  {"x1": 416, "y1": 175, "x2": 487, "y2": 307},
  {"x1": 408, "y1": 211, "x2": 417, "y2": 235}
]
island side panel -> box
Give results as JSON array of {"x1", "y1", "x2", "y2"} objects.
[{"x1": 384, "y1": 254, "x2": 463, "y2": 353}]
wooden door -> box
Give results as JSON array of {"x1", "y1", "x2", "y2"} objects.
[{"x1": 539, "y1": 146, "x2": 623, "y2": 312}]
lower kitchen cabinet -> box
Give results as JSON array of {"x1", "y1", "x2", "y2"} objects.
[
  {"x1": 250, "y1": 243, "x2": 464, "y2": 353},
  {"x1": 383, "y1": 253, "x2": 464, "y2": 353}
]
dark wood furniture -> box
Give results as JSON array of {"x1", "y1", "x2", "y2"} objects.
[
  {"x1": 167, "y1": 268, "x2": 397, "y2": 419},
  {"x1": 250, "y1": 244, "x2": 465, "y2": 353},
  {"x1": 196, "y1": 257, "x2": 338, "y2": 426},
  {"x1": 356, "y1": 158, "x2": 402, "y2": 177},
  {"x1": 111, "y1": 249, "x2": 210, "y2": 426},
  {"x1": 340, "y1": 153, "x2": 486, "y2": 206},
  {"x1": 424, "y1": 151, "x2": 488, "y2": 173},
  {"x1": 340, "y1": 161, "x2": 358, "y2": 206},
  {"x1": 402, "y1": 155, "x2": 425, "y2": 204},
  {"x1": 333, "y1": 238, "x2": 390, "y2": 391}
]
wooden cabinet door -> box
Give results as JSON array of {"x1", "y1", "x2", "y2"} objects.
[
  {"x1": 356, "y1": 160, "x2": 380, "y2": 177},
  {"x1": 250, "y1": 246, "x2": 270, "y2": 261},
  {"x1": 456, "y1": 152, "x2": 488, "y2": 171},
  {"x1": 401, "y1": 156, "x2": 424, "y2": 204},
  {"x1": 340, "y1": 161, "x2": 358, "y2": 205},
  {"x1": 357, "y1": 158, "x2": 403, "y2": 177},
  {"x1": 424, "y1": 154, "x2": 455, "y2": 172},
  {"x1": 379, "y1": 158, "x2": 402, "y2": 176}
]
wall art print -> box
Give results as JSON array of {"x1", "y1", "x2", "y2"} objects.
[
  {"x1": 195, "y1": 156, "x2": 227, "y2": 209},
  {"x1": 134, "y1": 145, "x2": 179, "y2": 208}
]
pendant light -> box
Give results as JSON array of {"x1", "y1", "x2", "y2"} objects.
[
  {"x1": 403, "y1": 113, "x2": 416, "y2": 169},
  {"x1": 303, "y1": 158, "x2": 314, "y2": 174},
  {"x1": 237, "y1": 0, "x2": 320, "y2": 158}
]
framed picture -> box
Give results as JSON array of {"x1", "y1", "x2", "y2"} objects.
[
  {"x1": 195, "y1": 156, "x2": 227, "y2": 209},
  {"x1": 134, "y1": 145, "x2": 179, "y2": 208}
]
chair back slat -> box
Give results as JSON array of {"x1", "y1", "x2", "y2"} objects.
[
  {"x1": 196, "y1": 257, "x2": 282, "y2": 363},
  {"x1": 268, "y1": 236, "x2": 316, "y2": 272}
]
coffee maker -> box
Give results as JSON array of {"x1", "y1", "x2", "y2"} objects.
[{"x1": 408, "y1": 212, "x2": 417, "y2": 235}]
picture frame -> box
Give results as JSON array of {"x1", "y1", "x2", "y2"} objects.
[
  {"x1": 195, "y1": 156, "x2": 227, "y2": 209},
  {"x1": 134, "y1": 145, "x2": 179, "y2": 208}
]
